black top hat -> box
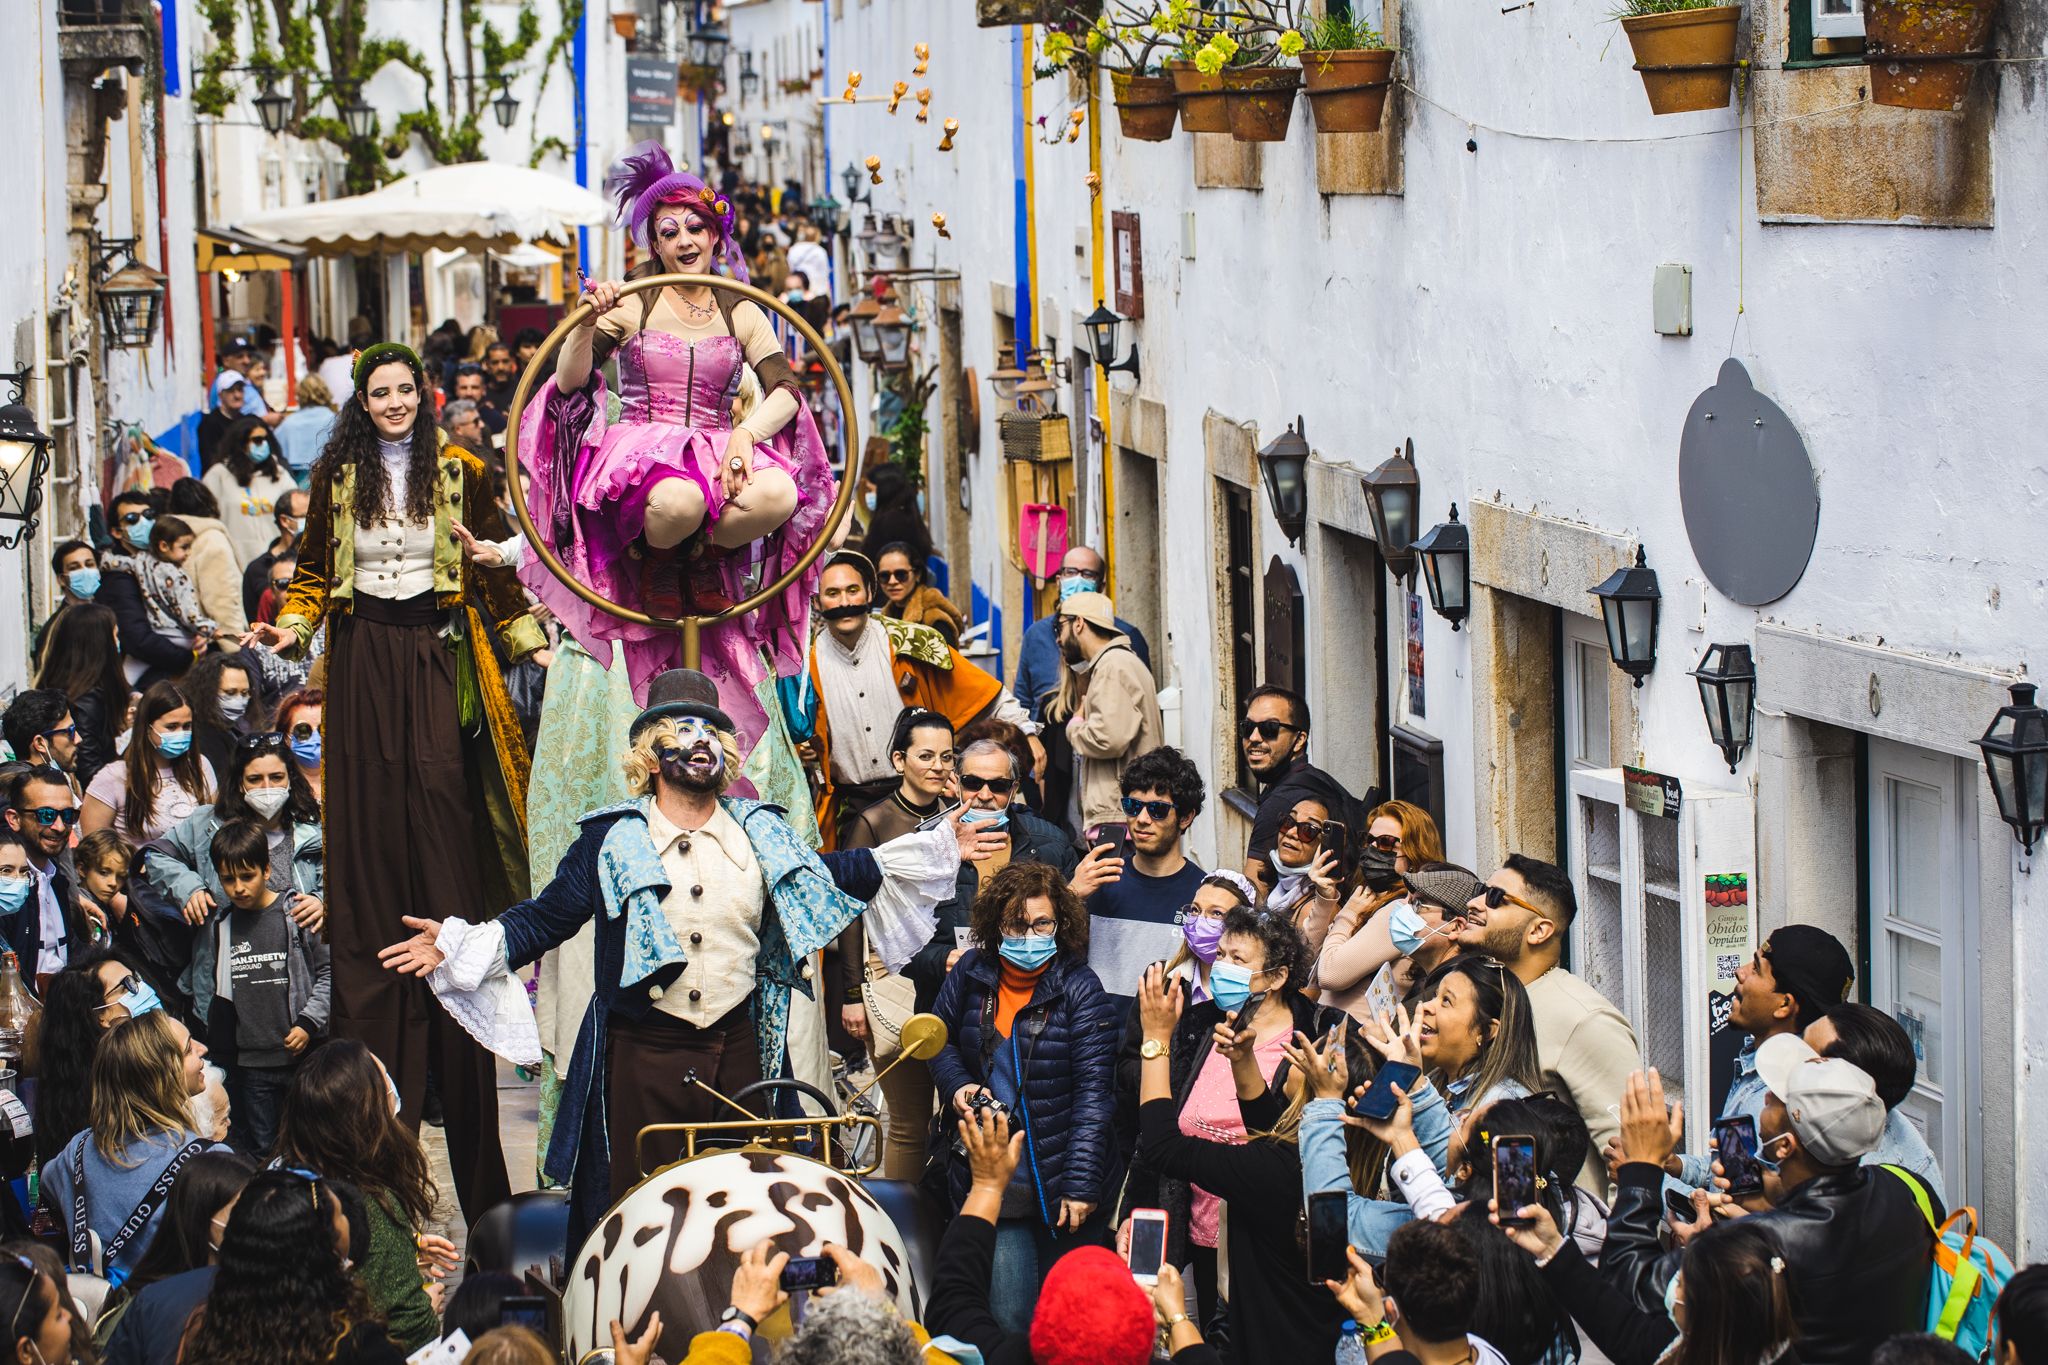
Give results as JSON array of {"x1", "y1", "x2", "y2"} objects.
[{"x1": 631, "y1": 669, "x2": 735, "y2": 739}]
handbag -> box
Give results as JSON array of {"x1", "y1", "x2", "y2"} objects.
[{"x1": 860, "y1": 963, "x2": 920, "y2": 1067}]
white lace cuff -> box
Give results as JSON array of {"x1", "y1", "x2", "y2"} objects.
[
  {"x1": 864, "y1": 820, "x2": 964, "y2": 976},
  {"x1": 427, "y1": 918, "x2": 542, "y2": 1068}
]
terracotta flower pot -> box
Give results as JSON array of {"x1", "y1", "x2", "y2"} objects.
[
  {"x1": 1169, "y1": 60, "x2": 1231, "y2": 134},
  {"x1": 1222, "y1": 66, "x2": 1302, "y2": 142},
  {"x1": 1302, "y1": 48, "x2": 1398, "y2": 133},
  {"x1": 1111, "y1": 71, "x2": 1179, "y2": 141},
  {"x1": 1619, "y1": 5, "x2": 1742, "y2": 115},
  {"x1": 1863, "y1": 0, "x2": 1998, "y2": 108},
  {"x1": 610, "y1": 10, "x2": 637, "y2": 40}
]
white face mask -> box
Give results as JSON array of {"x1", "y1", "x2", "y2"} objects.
[
  {"x1": 218, "y1": 694, "x2": 251, "y2": 721},
  {"x1": 245, "y1": 788, "x2": 291, "y2": 819}
]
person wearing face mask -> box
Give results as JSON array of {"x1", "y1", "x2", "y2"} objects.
[
  {"x1": 204, "y1": 417, "x2": 299, "y2": 568},
  {"x1": 1599, "y1": 1053, "x2": 1936, "y2": 1363},
  {"x1": 0, "y1": 1252, "x2": 87, "y2": 1365},
  {"x1": 926, "y1": 862, "x2": 1118, "y2": 1332},
  {"x1": 25, "y1": 952, "x2": 164, "y2": 1174},
  {"x1": 1332, "y1": 862, "x2": 1487, "y2": 1025},
  {"x1": 272, "y1": 1041, "x2": 447, "y2": 1351},
  {"x1": 81, "y1": 682, "x2": 216, "y2": 849},
  {"x1": 273, "y1": 689, "x2": 323, "y2": 800},
  {"x1": 180, "y1": 653, "x2": 271, "y2": 779},
  {"x1": 98, "y1": 492, "x2": 200, "y2": 687},
  {"x1": 378, "y1": 669, "x2": 992, "y2": 1250},
  {"x1": 1009, "y1": 545, "x2": 1152, "y2": 724},
  {"x1": 31, "y1": 540, "x2": 98, "y2": 669},
  {"x1": 92, "y1": 1150, "x2": 255, "y2": 1358}
]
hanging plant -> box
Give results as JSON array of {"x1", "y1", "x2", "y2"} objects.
[
  {"x1": 1300, "y1": 10, "x2": 1396, "y2": 134},
  {"x1": 1613, "y1": 0, "x2": 1743, "y2": 115}
]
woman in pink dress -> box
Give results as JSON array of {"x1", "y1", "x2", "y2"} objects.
[{"x1": 518, "y1": 143, "x2": 836, "y2": 750}]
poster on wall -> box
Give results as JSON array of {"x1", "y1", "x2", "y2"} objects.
[
  {"x1": 1703, "y1": 872, "x2": 1753, "y2": 1119},
  {"x1": 1405, "y1": 590, "x2": 1425, "y2": 719}
]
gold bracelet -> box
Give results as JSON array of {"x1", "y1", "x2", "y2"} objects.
[
  {"x1": 1165, "y1": 1313, "x2": 1190, "y2": 1327},
  {"x1": 1363, "y1": 1321, "x2": 1397, "y2": 1345}
]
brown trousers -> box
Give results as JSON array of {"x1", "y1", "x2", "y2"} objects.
[{"x1": 604, "y1": 1002, "x2": 761, "y2": 1203}]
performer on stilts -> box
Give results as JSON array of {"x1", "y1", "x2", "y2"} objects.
[
  {"x1": 377, "y1": 669, "x2": 992, "y2": 1243},
  {"x1": 245, "y1": 343, "x2": 541, "y2": 1222}
]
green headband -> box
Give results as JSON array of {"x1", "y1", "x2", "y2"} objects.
[{"x1": 352, "y1": 342, "x2": 425, "y2": 392}]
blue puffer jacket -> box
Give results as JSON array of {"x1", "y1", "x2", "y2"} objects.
[{"x1": 928, "y1": 948, "x2": 1119, "y2": 1219}]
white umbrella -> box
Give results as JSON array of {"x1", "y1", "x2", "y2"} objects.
[{"x1": 234, "y1": 162, "x2": 610, "y2": 258}]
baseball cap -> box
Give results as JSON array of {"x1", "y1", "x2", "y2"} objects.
[
  {"x1": 1058, "y1": 590, "x2": 1124, "y2": 637},
  {"x1": 1755, "y1": 1032, "x2": 1885, "y2": 1166},
  {"x1": 1762, "y1": 924, "x2": 1855, "y2": 1028}
]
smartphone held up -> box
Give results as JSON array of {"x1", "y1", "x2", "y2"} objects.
[{"x1": 1492, "y1": 1134, "x2": 1539, "y2": 1228}]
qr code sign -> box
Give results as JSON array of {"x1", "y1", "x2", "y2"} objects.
[{"x1": 1716, "y1": 954, "x2": 1742, "y2": 980}]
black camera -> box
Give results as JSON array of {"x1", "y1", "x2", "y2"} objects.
[{"x1": 967, "y1": 1090, "x2": 1009, "y2": 1118}]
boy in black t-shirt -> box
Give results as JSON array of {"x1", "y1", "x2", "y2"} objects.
[{"x1": 208, "y1": 819, "x2": 329, "y2": 1154}]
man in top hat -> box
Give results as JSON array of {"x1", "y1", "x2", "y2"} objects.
[
  {"x1": 803, "y1": 549, "x2": 1041, "y2": 849},
  {"x1": 381, "y1": 668, "x2": 996, "y2": 1243}
]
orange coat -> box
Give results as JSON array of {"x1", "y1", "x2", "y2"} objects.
[{"x1": 808, "y1": 616, "x2": 1004, "y2": 848}]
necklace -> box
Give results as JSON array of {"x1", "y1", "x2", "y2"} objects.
[{"x1": 671, "y1": 287, "x2": 717, "y2": 322}]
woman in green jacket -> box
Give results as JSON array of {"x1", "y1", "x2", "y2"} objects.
[{"x1": 273, "y1": 1039, "x2": 444, "y2": 1351}]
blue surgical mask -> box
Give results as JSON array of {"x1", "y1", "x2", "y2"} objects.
[
  {"x1": 0, "y1": 877, "x2": 28, "y2": 915},
  {"x1": 1389, "y1": 899, "x2": 1457, "y2": 958},
  {"x1": 66, "y1": 568, "x2": 100, "y2": 599},
  {"x1": 126, "y1": 515, "x2": 155, "y2": 548},
  {"x1": 863, "y1": 491, "x2": 877, "y2": 513},
  {"x1": 961, "y1": 808, "x2": 1010, "y2": 830},
  {"x1": 916, "y1": 490, "x2": 927, "y2": 517},
  {"x1": 120, "y1": 980, "x2": 163, "y2": 1018},
  {"x1": 998, "y1": 933, "x2": 1058, "y2": 971},
  {"x1": 156, "y1": 728, "x2": 193, "y2": 758},
  {"x1": 1210, "y1": 961, "x2": 1258, "y2": 1014},
  {"x1": 1664, "y1": 1270, "x2": 1685, "y2": 1329},
  {"x1": 250, "y1": 442, "x2": 273, "y2": 460},
  {"x1": 1057, "y1": 575, "x2": 1097, "y2": 604},
  {"x1": 290, "y1": 735, "x2": 322, "y2": 767}
]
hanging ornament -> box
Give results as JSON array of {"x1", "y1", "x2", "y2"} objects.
[
  {"x1": 1066, "y1": 107, "x2": 1086, "y2": 143},
  {"x1": 842, "y1": 71, "x2": 863, "y2": 102},
  {"x1": 913, "y1": 43, "x2": 930, "y2": 76},
  {"x1": 888, "y1": 81, "x2": 909, "y2": 114},
  {"x1": 865, "y1": 155, "x2": 884, "y2": 184},
  {"x1": 1085, "y1": 171, "x2": 1101, "y2": 198},
  {"x1": 939, "y1": 119, "x2": 958, "y2": 152},
  {"x1": 932, "y1": 212, "x2": 951, "y2": 239},
  {"x1": 915, "y1": 89, "x2": 933, "y2": 123}
]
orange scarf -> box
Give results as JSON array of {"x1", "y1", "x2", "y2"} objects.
[{"x1": 995, "y1": 959, "x2": 1049, "y2": 1037}]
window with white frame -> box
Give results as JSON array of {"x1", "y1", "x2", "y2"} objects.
[
  {"x1": 1865, "y1": 739, "x2": 1980, "y2": 1207},
  {"x1": 1563, "y1": 613, "x2": 1612, "y2": 773},
  {"x1": 1814, "y1": 0, "x2": 1865, "y2": 39}
]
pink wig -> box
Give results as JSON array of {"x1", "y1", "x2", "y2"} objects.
[{"x1": 602, "y1": 141, "x2": 749, "y2": 283}]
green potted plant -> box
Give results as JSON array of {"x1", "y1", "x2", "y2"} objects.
[
  {"x1": 1200, "y1": 2, "x2": 1305, "y2": 143},
  {"x1": 1300, "y1": 9, "x2": 1396, "y2": 133},
  {"x1": 1044, "y1": 3, "x2": 1181, "y2": 141},
  {"x1": 1615, "y1": 0, "x2": 1742, "y2": 115},
  {"x1": 1164, "y1": 2, "x2": 1233, "y2": 134},
  {"x1": 1863, "y1": 0, "x2": 1999, "y2": 108}
]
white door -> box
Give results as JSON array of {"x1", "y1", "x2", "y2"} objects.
[{"x1": 1866, "y1": 738, "x2": 1980, "y2": 1205}]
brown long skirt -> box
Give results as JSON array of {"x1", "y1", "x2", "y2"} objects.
[
  {"x1": 604, "y1": 1003, "x2": 760, "y2": 1204},
  {"x1": 325, "y1": 592, "x2": 512, "y2": 1222}
]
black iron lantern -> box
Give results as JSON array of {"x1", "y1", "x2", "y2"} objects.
[
  {"x1": 849, "y1": 296, "x2": 884, "y2": 364},
  {"x1": 808, "y1": 193, "x2": 842, "y2": 235},
  {"x1": 1978, "y1": 682, "x2": 2048, "y2": 855},
  {"x1": 1413, "y1": 503, "x2": 1471, "y2": 630},
  {"x1": 1360, "y1": 438, "x2": 1422, "y2": 579},
  {"x1": 1691, "y1": 642, "x2": 1756, "y2": 772},
  {"x1": 253, "y1": 77, "x2": 291, "y2": 135},
  {"x1": 1590, "y1": 546, "x2": 1662, "y2": 687},
  {"x1": 740, "y1": 50, "x2": 759, "y2": 97},
  {"x1": 874, "y1": 305, "x2": 912, "y2": 371},
  {"x1": 1082, "y1": 303, "x2": 1140, "y2": 381},
  {"x1": 1256, "y1": 417, "x2": 1311, "y2": 547},
  {"x1": 0, "y1": 370, "x2": 53, "y2": 550},
  {"x1": 491, "y1": 81, "x2": 520, "y2": 129},
  {"x1": 341, "y1": 89, "x2": 377, "y2": 140},
  {"x1": 841, "y1": 160, "x2": 871, "y2": 206},
  {"x1": 96, "y1": 255, "x2": 169, "y2": 350},
  {"x1": 688, "y1": 24, "x2": 731, "y2": 70}
]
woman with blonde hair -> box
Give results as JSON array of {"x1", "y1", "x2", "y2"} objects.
[
  {"x1": 275, "y1": 374, "x2": 338, "y2": 481},
  {"x1": 37, "y1": 1011, "x2": 227, "y2": 1279}
]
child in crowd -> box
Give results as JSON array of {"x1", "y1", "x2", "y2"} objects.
[
  {"x1": 200, "y1": 819, "x2": 329, "y2": 1155},
  {"x1": 74, "y1": 830, "x2": 129, "y2": 928},
  {"x1": 136, "y1": 516, "x2": 216, "y2": 651}
]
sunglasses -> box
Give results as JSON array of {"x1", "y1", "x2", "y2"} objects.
[
  {"x1": 288, "y1": 723, "x2": 318, "y2": 741},
  {"x1": 1283, "y1": 817, "x2": 1328, "y2": 840},
  {"x1": 236, "y1": 731, "x2": 289, "y2": 752},
  {"x1": 959, "y1": 774, "x2": 1015, "y2": 796},
  {"x1": 1479, "y1": 885, "x2": 1548, "y2": 916},
  {"x1": 118, "y1": 510, "x2": 151, "y2": 526},
  {"x1": 270, "y1": 578, "x2": 293, "y2": 593},
  {"x1": 1237, "y1": 718, "x2": 1300, "y2": 742},
  {"x1": 877, "y1": 568, "x2": 914, "y2": 583},
  {"x1": 39, "y1": 725, "x2": 78, "y2": 744},
  {"x1": 1368, "y1": 834, "x2": 1401, "y2": 852},
  {"x1": 1121, "y1": 796, "x2": 1175, "y2": 821},
  {"x1": 5, "y1": 1254, "x2": 36, "y2": 1340},
  {"x1": 22, "y1": 807, "x2": 75, "y2": 829},
  {"x1": 95, "y1": 974, "x2": 140, "y2": 1012},
  {"x1": 454, "y1": 362, "x2": 484, "y2": 376}
]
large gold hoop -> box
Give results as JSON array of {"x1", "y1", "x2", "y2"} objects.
[{"x1": 502, "y1": 273, "x2": 859, "y2": 669}]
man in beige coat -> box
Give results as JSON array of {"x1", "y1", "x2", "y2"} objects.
[{"x1": 1054, "y1": 590, "x2": 1163, "y2": 842}]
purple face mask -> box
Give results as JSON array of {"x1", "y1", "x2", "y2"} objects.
[{"x1": 1182, "y1": 915, "x2": 1225, "y2": 963}]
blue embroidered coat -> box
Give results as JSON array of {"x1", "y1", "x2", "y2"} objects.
[{"x1": 495, "y1": 796, "x2": 879, "y2": 1237}]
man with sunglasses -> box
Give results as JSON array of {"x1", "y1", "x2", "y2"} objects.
[
  {"x1": 1082, "y1": 747, "x2": 1208, "y2": 1020},
  {"x1": 1459, "y1": 853, "x2": 1638, "y2": 1193},
  {"x1": 100, "y1": 490, "x2": 198, "y2": 686},
  {"x1": 1009, "y1": 546, "x2": 1151, "y2": 723},
  {"x1": 1238, "y1": 684, "x2": 1376, "y2": 896},
  {"x1": 1, "y1": 690, "x2": 79, "y2": 776},
  {"x1": 450, "y1": 362, "x2": 505, "y2": 436},
  {"x1": 1, "y1": 767, "x2": 92, "y2": 990}
]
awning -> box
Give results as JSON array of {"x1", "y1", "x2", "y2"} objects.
[
  {"x1": 195, "y1": 226, "x2": 307, "y2": 274},
  {"x1": 231, "y1": 162, "x2": 610, "y2": 258}
]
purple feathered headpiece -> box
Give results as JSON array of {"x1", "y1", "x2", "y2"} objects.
[{"x1": 603, "y1": 141, "x2": 746, "y2": 282}]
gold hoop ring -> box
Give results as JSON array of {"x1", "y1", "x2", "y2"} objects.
[{"x1": 502, "y1": 273, "x2": 859, "y2": 668}]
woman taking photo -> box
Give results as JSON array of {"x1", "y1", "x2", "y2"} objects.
[
  {"x1": 875, "y1": 542, "x2": 963, "y2": 646},
  {"x1": 927, "y1": 862, "x2": 1115, "y2": 1332},
  {"x1": 837, "y1": 709, "x2": 956, "y2": 1180},
  {"x1": 243, "y1": 342, "x2": 539, "y2": 1222},
  {"x1": 80, "y1": 681, "x2": 216, "y2": 848},
  {"x1": 273, "y1": 1041, "x2": 442, "y2": 1352},
  {"x1": 203, "y1": 417, "x2": 297, "y2": 568},
  {"x1": 179, "y1": 652, "x2": 270, "y2": 779},
  {"x1": 274, "y1": 688, "x2": 324, "y2": 799},
  {"x1": 178, "y1": 1167, "x2": 406, "y2": 1365},
  {"x1": 32, "y1": 603, "x2": 128, "y2": 788},
  {"x1": 37, "y1": 1011, "x2": 225, "y2": 1280}
]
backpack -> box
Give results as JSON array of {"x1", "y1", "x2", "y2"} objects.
[{"x1": 1883, "y1": 1164, "x2": 2016, "y2": 1357}]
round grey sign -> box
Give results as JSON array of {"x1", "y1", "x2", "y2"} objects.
[{"x1": 1678, "y1": 358, "x2": 1820, "y2": 607}]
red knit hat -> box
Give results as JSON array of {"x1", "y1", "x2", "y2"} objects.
[{"x1": 1028, "y1": 1245, "x2": 1156, "y2": 1365}]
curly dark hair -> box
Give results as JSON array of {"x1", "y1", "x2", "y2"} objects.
[
  {"x1": 1118, "y1": 744, "x2": 1205, "y2": 820},
  {"x1": 275, "y1": 1039, "x2": 438, "y2": 1228},
  {"x1": 183, "y1": 649, "x2": 274, "y2": 735},
  {"x1": 314, "y1": 350, "x2": 440, "y2": 529},
  {"x1": 30, "y1": 947, "x2": 126, "y2": 1153},
  {"x1": 967, "y1": 861, "x2": 1088, "y2": 961},
  {"x1": 215, "y1": 731, "x2": 321, "y2": 828},
  {"x1": 1219, "y1": 905, "x2": 1310, "y2": 999},
  {"x1": 182, "y1": 1168, "x2": 376, "y2": 1365}
]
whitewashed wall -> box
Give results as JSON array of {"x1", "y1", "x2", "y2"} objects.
[{"x1": 726, "y1": 0, "x2": 826, "y2": 197}]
